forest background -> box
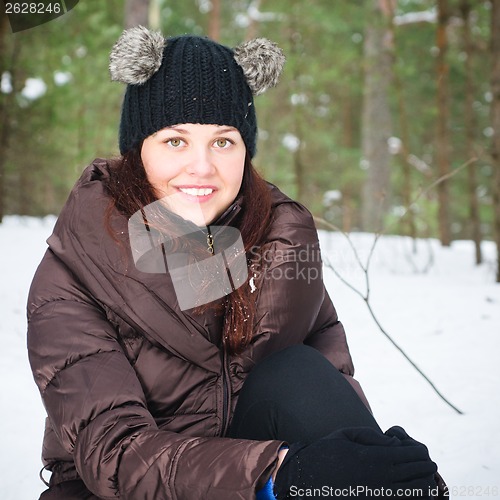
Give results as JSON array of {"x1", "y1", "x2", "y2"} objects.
[{"x1": 1, "y1": 0, "x2": 500, "y2": 281}]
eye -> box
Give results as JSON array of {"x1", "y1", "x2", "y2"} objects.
[
  {"x1": 214, "y1": 138, "x2": 232, "y2": 149},
  {"x1": 165, "y1": 138, "x2": 184, "y2": 148}
]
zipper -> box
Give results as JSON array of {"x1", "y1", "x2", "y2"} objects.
[
  {"x1": 205, "y1": 224, "x2": 230, "y2": 435},
  {"x1": 206, "y1": 225, "x2": 214, "y2": 254},
  {"x1": 221, "y1": 348, "x2": 231, "y2": 436}
]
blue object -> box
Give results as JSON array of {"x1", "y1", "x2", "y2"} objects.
[{"x1": 256, "y1": 476, "x2": 277, "y2": 500}]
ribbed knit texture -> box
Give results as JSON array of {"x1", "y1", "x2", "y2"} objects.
[{"x1": 119, "y1": 35, "x2": 257, "y2": 156}]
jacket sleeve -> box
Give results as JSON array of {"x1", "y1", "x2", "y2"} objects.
[
  {"x1": 252, "y1": 202, "x2": 350, "y2": 364},
  {"x1": 251, "y1": 203, "x2": 327, "y2": 347},
  {"x1": 28, "y1": 251, "x2": 283, "y2": 500},
  {"x1": 251, "y1": 201, "x2": 371, "y2": 409},
  {"x1": 304, "y1": 287, "x2": 354, "y2": 375}
]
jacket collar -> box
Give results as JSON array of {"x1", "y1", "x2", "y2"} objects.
[{"x1": 49, "y1": 159, "x2": 245, "y2": 369}]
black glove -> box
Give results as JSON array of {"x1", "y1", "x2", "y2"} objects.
[
  {"x1": 386, "y1": 426, "x2": 449, "y2": 498},
  {"x1": 274, "y1": 426, "x2": 438, "y2": 499}
]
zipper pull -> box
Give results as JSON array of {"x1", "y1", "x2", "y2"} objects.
[{"x1": 206, "y1": 227, "x2": 214, "y2": 254}]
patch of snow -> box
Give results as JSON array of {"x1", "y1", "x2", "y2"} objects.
[
  {"x1": 21, "y1": 78, "x2": 47, "y2": 101},
  {"x1": 394, "y1": 9, "x2": 437, "y2": 26},
  {"x1": 282, "y1": 133, "x2": 300, "y2": 153},
  {"x1": 54, "y1": 71, "x2": 72, "y2": 86},
  {"x1": 1, "y1": 216, "x2": 499, "y2": 498},
  {"x1": 1, "y1": 71, "x2": 13, "y2": 94}
]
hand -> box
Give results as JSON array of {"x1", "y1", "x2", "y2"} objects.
[
  {"x1": 274, "y1": 426, "x2": 438, "y2": 499},
  {"x1": 386, "y1": 426, "x2": 449, "y2": 498}
]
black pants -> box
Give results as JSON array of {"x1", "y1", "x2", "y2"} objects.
[{"x1": 228, "y1": 344, "x2": 380, "y2": 444}]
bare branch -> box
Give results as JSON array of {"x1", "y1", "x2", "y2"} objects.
[
  {"x1": 320, "y1": 254, "x2": 463, "y2": 415},
  {"x1": 385, "y1": 157, "x2": 476, "y2": 239},
  {"x1": 360, "y1": 289, "x2": 463, "y2": 414},
  {"x1": 407, "y1": 153, "x2": 433, "y2": 177},
  {"x1": 312, "y1": 160, "x2": 474, "y2": 415}
]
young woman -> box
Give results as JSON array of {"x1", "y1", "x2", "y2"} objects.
[{"x1": 27, "y1": 27, "x2": 445, "y2": 499}]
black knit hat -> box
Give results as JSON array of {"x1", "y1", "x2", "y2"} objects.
[{"x1": 109, "y1": 27, "x2": 285, "y2": 157}]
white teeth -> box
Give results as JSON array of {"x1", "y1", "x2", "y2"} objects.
[{"x1": 179, "y1": 188, "x2": 214, "y2": 196}]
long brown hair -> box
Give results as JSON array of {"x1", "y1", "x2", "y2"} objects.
[{"x1": 105, "y1": 146, "x2": 273, "y2": 355}]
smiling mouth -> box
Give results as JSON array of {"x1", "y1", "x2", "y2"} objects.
[{"x1": 178, "y1": 187, "x2": 215, "y2": 197}]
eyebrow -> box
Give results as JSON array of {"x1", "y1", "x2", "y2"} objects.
[
  {"x1": 162, "y1": 126, "x2": 239, "y2": 135},
  {"x1": 216, "y1": 127, "x2": 239, "y2": 134}
]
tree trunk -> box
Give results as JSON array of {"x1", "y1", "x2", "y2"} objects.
[
  {"x1": 293, "y1": 114, "x2": 305, "y2": 204},
  {"x1": 286, "y1": 9, "x2": 306, "y2": 204},
  {"x1": 0, "y1": 13, "x2": 20, "y2": 221},
  {"x1": 245, "y1": 0, "x2": 260, "y2": 41},
  {"x1": 436, "y1": 0, "x2": 452, "y2": 246},
  {"x1": 394, "y1": 65, "x2": 417, "y2": 241},
  {"x1": 149, "y1": 0, "x2": 161, "y2": 31},
  {"x1": 361, "y1": 0, "x2": 395, "y2": 233},
  {"x1": 490, "y1": 0, "x2": 500, "y2": 282},
  {"x1": 10, "y1": 42, "x2": 25, "y2": 215},
  {"x1": 461, "y1": 0, "x2": 482, "y2": 264},
  {"x1": 208, "y1": 0, "x2": 221, "y2": 41},
  {"x1": 341, "y1": 91, "x2": 354, "y2": 232},
  {"x1": 124, "y1": 0, "x2": 150, "y2": 29},
  {"x1": 0, "y1": 11, "x2": 9, "y2": 223}
]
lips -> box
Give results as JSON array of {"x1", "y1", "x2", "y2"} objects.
[
  {"x1": 175, "y1": 185, "x2": 217, "y2": 202},
  {"x1": 178, "y1": 187, "x2": 214, "y2": 196}
]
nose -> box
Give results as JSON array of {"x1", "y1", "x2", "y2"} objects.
[{"x1": 185, "y1": 146, "x2": 215, "y2": 177}]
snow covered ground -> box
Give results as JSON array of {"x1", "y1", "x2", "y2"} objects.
[{"x1": 0, "y1": 215, "x2": 499, "y2": 499}]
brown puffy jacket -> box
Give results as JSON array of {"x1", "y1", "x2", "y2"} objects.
[{"x1": 27, "y1": 159, "x2": 365, "y2": 499}]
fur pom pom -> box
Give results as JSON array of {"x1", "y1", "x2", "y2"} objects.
[
  {"x1": 233, "y1": 38, "x2": 285, "y2": 96},
  {"x1": 109, "y1": 26, "x2": 166, "y2": 85}
]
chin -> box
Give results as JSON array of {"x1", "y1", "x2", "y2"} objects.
[{"x1": 186, "y1": 212, "x2": 215, "y2": 227}]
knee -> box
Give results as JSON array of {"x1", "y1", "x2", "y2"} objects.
[
  {"x1": 257, "y1": 344, "x2": 334, "y2": 380},
  {"x1": 272, "y1": 344, "x2": 325, "y2": 365},
  {"x1": 242, "y1": 344, "x2": 337, "y2": 399}
]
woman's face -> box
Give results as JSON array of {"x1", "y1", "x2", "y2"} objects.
[{"x1": 141, "y1": 123, "x2": 246, "y2": 226}]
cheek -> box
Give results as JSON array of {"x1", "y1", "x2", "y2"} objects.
[
  {"x1": 225, "y1": 157, "x2": 245, "y2": 194},
  {"x1": 145, "y1": 166, "x2": 165, "y2": 186},
  {"x1": 141, "y1": 149, "x2": 157, "y2": 183},
  {"x1": 142, "y1": 153, "x2": 173, "y2": 187},
  {"x1": 231, "y1": 169, "x2": 244, "y2": 192}
]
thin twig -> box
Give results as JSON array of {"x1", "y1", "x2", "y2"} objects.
[
  {"x1": 322, "y1": 258, "x2": 463, "y2": 415},
  {"x1": 312, "y1": 161, "x2": 475, "y2": 415},
  {"x1": 391, "y1": 157, "x2": 477, "y2": 236}
]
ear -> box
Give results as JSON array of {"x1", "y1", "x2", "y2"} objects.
[
  {"x1": 233, "y1": 38, "x2": 285, "y2": 96},
  {"x1": 109, "y1": 25, "x2": 166, "y2": 85}
]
